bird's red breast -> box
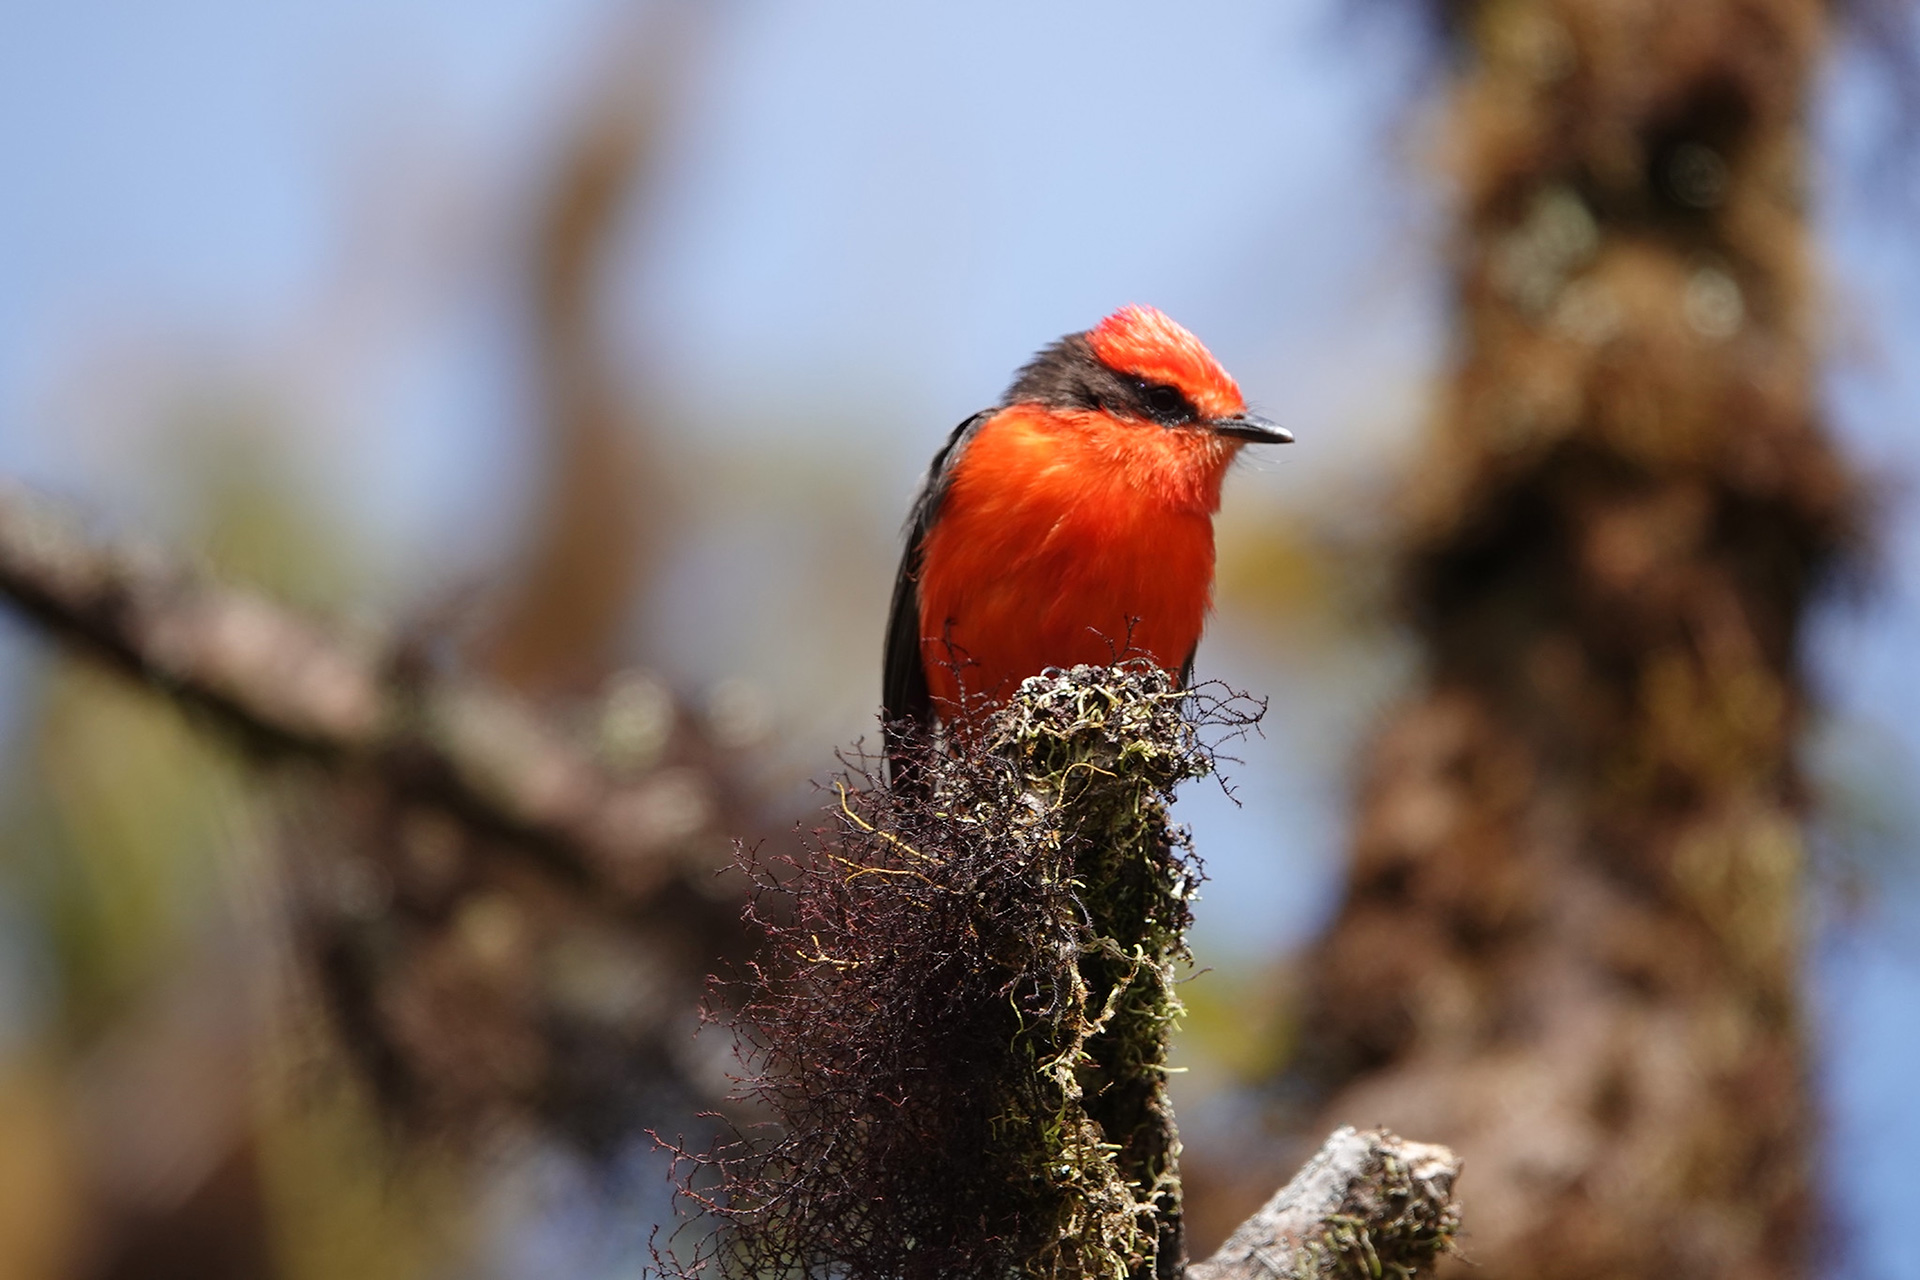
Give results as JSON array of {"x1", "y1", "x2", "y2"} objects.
[{"x1": 915, "y1": 402, "x2": 1237, "y2": 716}]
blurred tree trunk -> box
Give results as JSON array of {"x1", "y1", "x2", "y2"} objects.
[{"x1": 1295, "y1": 2, "x2": 1854, "y2": 1277}]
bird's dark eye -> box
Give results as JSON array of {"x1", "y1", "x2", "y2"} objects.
[{"x1": 1138, "y1": 382, "x2": 1192, "y2": 423}]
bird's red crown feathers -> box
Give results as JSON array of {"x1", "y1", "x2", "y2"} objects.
[{"x1": 1087, "y1": 304, "x2": 1245, "y2": 421}]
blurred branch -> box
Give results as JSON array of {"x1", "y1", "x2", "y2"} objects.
[
  {"x1": 1191, "y1": 1128, "x2": 1460, "y2": 1280},
  {"x1": 0, "y1": 482, "x2": 713, "y2": 903},
  {"x1": 477, "y1": 6, "x2": 707, "y2": 693}
]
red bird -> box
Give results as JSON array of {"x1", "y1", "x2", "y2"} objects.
[{"x1": 883, "y1": 304, "x2": 1289, "y2": 769}]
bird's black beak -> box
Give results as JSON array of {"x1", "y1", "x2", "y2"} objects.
[{"x1": 1209, "y1": 412, "x2": 1293, "y2": 444}]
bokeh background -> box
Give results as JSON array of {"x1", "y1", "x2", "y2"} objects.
[{"x1": 0, "y1": 2, "x2": 1915, "y2": 1277}]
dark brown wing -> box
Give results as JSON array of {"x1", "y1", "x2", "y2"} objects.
[{"x1": 882, "y1": 410, "x2": 994, "y2": 781}]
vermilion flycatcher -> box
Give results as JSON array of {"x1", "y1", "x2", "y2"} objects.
[{"x1": 883, "y1": 304, "x2": 1289, "y2": 771}]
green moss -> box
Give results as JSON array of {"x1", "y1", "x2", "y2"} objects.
[
  {"x1": 1292, "y1": 1148, "x2": 1462, "y2": 1279},
  {"x1": 978, "y1": 664, "x2": 1211, "y2": 1279}
]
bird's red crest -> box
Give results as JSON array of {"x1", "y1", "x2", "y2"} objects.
[{"x1": 1087, "y1": 304, "x2": 1245, "y2": 420}]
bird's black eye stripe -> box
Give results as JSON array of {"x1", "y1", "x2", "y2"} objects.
[
  {"x1": 1134, "y1": 379, "x2": 1196, "y2": 425},
  {"x1": 997, "y1": 332, "x2": 1204, "y2": 425}
]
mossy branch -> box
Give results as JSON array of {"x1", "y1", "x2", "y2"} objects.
[
  {"x1": 0, "y1": 482, "x2": 720, "y2": 898},
  {"x1": 0, "y1": 482, "x2": 753, "y2": 1139},
  {"x1": 1191, "y1": 1128, "x2": 1460, "y2": 1280},
  {"x1": 676, "y1": 667, "x2": 1459, "y2": 1280},
  {"x1": 678, "y1": 664, "x2": 1223, "y2": 1279}
]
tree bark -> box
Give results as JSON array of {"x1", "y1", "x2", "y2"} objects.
[{"x1": 1292, "y1": 3, "x2": 1854, "y2": 1277}]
